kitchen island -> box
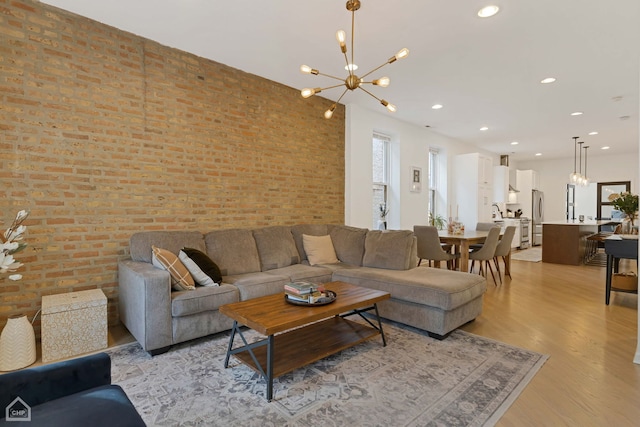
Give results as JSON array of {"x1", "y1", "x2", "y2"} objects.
[{"x1": 542, "y1": 220, "x2": 619, "y2": 265}]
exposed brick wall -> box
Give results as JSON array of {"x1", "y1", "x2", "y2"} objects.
[{"x1": 0, "y1": 0, "x2": 345, "y2": 335}]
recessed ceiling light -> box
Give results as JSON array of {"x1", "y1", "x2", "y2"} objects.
[
  {"x1": 535, "y1": 153, "x2": 542, "y2": 156},
  {"x1": 588, "y1": 131, "x2": 598, "y2": 135},
  {"x1": 540, "y1": 77, "x2": 556, "y2": 84},
  {"x1": 570, "y1": 111, "x2": 583, "y2": 116},
  {"x1": 510, "y1": 141, "x2": 519, "y2": 145},
  {"x1": 601, "y1": 146, "x2": 610, "y2": 150},
  {"x1": 480, "y1": 126, "x2": 489, "y2": 131},
  {"x1": 432, "y1": 104, "x2": 443, "y2": 110},
  {"x1": 478, "y1": 6, "x2": 500, "y2": 18}
]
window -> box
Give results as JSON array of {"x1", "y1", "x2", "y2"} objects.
[
  {"x1": 372, "y1": 133, "x2": 390, "y2": 228},
  {"x1": 597, "y1": 181, "x2": 631, "y2": 219},
  {"x1": 428, "y1": 148, "x2": 439, "y2": 218}
]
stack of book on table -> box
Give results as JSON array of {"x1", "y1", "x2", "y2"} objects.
[{"x1": 284, "y1": 281, "x2": 327, "y2": 304}]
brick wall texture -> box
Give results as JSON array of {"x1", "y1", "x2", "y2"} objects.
[{"x1": 0, "y1": 0, "x2": 345, "y2": 335}]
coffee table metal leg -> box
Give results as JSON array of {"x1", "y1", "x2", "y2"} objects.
[
  {"x1": 224, "y1": 321, "x2": 239, "y2": 368},
  {"x1": 266, "y1": 334, "x2": 274, "y2": 402},
  {"x1": 373, "y1": 303, "x2": 387, "y2": 346}
]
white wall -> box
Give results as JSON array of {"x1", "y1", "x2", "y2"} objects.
[
  {"x1": 516, "y1": 153, "x2": 639, "y2": 222},
  {"x1": 345, "y1": 104, "x2": 494, "y2": 230}
]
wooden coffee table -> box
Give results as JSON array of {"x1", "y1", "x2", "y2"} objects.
[{"x1": 220, "y1": 281, "x2": 390, "y2": 401}]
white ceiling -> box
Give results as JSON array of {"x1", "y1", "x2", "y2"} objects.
[{"x1": 42, "y1": 0, "x2": 640, "y2": 161}]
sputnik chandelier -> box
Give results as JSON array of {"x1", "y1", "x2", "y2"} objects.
[{"x1": 300, "y1": 0, "x2": 409, "y2": 119}]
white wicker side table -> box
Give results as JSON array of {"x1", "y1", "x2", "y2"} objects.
[{"x1": 41, "y1": 289, "x2": 108, "y2": 363}]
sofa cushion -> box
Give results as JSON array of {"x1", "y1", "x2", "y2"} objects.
[
  {"x1": 171, "y1": 284, "x2": 239, "y2": 317},
  {"x1": 204, "y1": 229, "x2": 261, "y2": 276},
  {"x1": 265, "y1": 264, "x2": 334, "y2": 284},
  {"x1": 291, "y1": 224, "x2": 330, "y2": 261},
  {"x1": 130, "y1": 231, "x2": 205, "y2": 263},
  {"x1": 329, "y1": 225, "x2": 368, "y2": 266},
  {"x1": 180, "y1": 247, "x2": 223, "y2": 285},
  {"x1": 303, "y1": 234, "x2": 339, "y2": 265},
  {"x1": 362, "y1": 230, "x2": 415, "y2": 270},
  {"x1": 332, "y1": 266, "x2": 487, "y2": 311},
  {"x1": 152, "y1": 246, "x2": 195, "y2": 291},
  {"x1": 223, "y1": 272, "x2": 290, "y2": 301},
  {"x1": 252, "y1": 226, "x2": 300, "y2": 271}
]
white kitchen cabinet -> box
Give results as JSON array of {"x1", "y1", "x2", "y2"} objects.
[
  {"x1": 515, "y1": 169, "x2": 539, "y2": 212},
  {"x1": 493, "y1": 165, "x2": 509, "y2": 203},
  {"x1": 455, "y1": 153, "x2": 494, "y2": 228}
]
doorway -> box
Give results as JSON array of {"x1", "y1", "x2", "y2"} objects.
[{"x1": 597, "y1": 181, "x2": 630, "y2": 219}]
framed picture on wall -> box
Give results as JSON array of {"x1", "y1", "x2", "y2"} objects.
[{"x1": 411, "y1": 166, "x2": 422, "y2": 193}]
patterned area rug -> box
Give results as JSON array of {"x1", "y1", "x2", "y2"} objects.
[
  {"x1": 108, "y1": 322, "x2": 548, "y2": 427},
  {"x1": 511, "y1": 247, "x2": 542, "y2": 262}
]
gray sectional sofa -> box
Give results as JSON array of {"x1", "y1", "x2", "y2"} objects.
[{"x1": 118, "y1": 224, "x2": 487, "y2": 355}]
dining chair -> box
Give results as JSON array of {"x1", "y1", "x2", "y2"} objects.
[
  {"x1": 469, "y1": 226, "x2": 501, "y2": 284},
  {"x1": 470, "y1": 222, "x2": 498, "y2": 250},
  {"x1": 476, "y1": 222, "x2": 496, "y2": 231},
  {"x1": 492, "y1": 226, "x2": 516, "y2": 283},
  {"x1": 413, "y1": 225, "x2": 460, "y2": 270}
]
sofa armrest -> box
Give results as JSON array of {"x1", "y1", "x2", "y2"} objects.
[
  {"x1": 118, "y1": 259, "x2": 173, "y2": 353},
  {"x1": 0, "y1": 352, "x2": 111, "y2": 409}
]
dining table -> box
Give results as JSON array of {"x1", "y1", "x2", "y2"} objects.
[{"x1": 438, "y1": 229, "x2": 506, "y2": 273}]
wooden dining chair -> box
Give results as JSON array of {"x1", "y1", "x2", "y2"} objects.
[
  {"x1": 492, "y1": 226, "x2": 516, "y2": 283},
  {"x1": 413, "y1": 225, "x2": 460, "y2": 270},
  {"x1": 469, "y1": 226, "x2": 501, "y2": 284}
]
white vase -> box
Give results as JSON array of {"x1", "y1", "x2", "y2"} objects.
[{"x1": 0, "y1": 314, "x2": 37, "y2": 371}]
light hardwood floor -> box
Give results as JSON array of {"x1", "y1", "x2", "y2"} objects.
[
  {"x1": 461, "y1": 253, "x2": 639, "y2": 427},
  {"x1": 104, "y1": 252, "x2": 639, "y2": 426}
]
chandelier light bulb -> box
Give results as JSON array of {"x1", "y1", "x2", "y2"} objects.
[
  {"x1": 395, "y1": 48, "x2": 409, "y2": 60},
  {"x1": 300, "y1": 65, "x2": 318, "y2": 75},
  {"x1": 373, "y1": 76, "x2": 390, "y2": 87},
  {"x1": 324, "y1": 104, "x2": 337, "y2": 119},
  {"x1": 336, "y1": 30, "x2": 347, "y2": 52},
  {"x1": 301, "y1": 88, "x2": 317, "y2": 98},
  {"x1": 381, "y1": 100, "x2": 397, "y2": 113}
]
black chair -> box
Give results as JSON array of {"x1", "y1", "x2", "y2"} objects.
[{"x1": 0, "y1": 352, "x2": 145, "y2": 426}]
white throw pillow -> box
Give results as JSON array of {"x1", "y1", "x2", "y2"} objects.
[
  {"x1": 303, "y1": 234, "x2": 339, "y2": 265},
  {"x1": 179, "y1": 250, "x2": 217, "y2": 287}
]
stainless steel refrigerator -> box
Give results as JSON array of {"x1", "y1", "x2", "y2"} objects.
[{"x1": 532, "y1": 190, "x2": 544, "y2": 246}]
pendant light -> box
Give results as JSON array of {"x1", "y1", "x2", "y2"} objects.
[
  {"x1": 582, "y1": 145, "x2": 590, "y2": 186},
  {"x1": 569, "y1": 136, "x2": 580, "y2": 184},
  {"x1": 577, "y1": 141, "x2": 585, "y2": 185}
]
